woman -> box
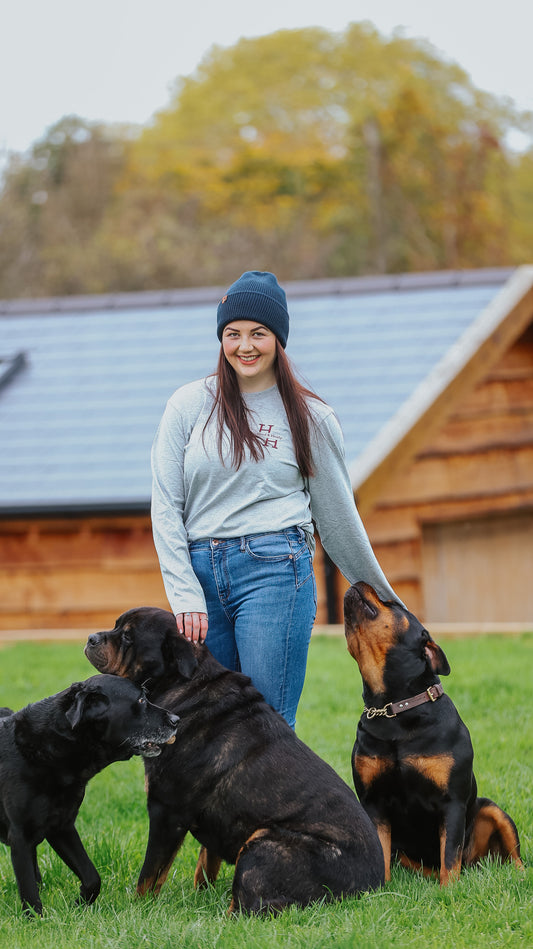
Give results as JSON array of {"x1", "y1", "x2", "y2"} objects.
[{"x1": 151, "y1": 271, "x2": 400, "y2": 728}]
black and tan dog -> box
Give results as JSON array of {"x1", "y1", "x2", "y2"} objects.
[
  {"x1": 344, "y1": 581, "x2": 523, "y2": 885},
  {"x1": 85, "y1": 607, "x2": 385, "y2": 914},
  {"x1": 0, "y1": 674, "x2": 178, "y2": 915}
]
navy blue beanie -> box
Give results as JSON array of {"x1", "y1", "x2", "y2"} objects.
[{"x1": 216, "y1": 271, "x2": 289, "y2": 348}]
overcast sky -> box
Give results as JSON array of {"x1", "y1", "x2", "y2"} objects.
[{"x1": 2, "y1": 0, "x2": 532, "y2": 159}]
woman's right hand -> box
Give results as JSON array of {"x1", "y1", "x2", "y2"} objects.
[{"x1": 176, "y1": 612, "x2": 208, "y2": 644}]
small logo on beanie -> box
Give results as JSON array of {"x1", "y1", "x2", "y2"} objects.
[{"x1": 221, "y1": 295, "x2": 227, "y2": 304}]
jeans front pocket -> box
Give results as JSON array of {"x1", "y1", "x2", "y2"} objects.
[
  {"x1": 245, "y1": 530, "x2": 313, "y2": 589},
  {"x1": 245, "y1": 532, "x2": 293, "y2": 563}
]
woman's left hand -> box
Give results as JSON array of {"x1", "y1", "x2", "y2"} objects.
[{"x1": 176, "y1": 612, "x2": 208, "y2": 643}]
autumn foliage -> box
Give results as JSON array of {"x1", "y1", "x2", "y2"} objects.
[{"x1": 1, "y1": 23, "x2": 532, "y2": 298}]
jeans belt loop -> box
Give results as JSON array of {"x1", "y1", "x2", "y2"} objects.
[{"x1": 240, "y1": 535, "x2": 246, "y2": 552}]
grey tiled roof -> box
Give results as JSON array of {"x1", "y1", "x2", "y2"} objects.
[{"x1": 0, "y1": 269, "x2": 515, "y2": 513}]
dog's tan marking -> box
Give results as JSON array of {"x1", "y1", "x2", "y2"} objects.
[
  {"x1": 235, "y1": 827, "x2": 270, "y2": 863},
  {"x1": 194, "y1": 846, "x2": 223, "y2": 889},
  {"x1": 345, "y1": 622, "x2": 396, "y2": 694},
  {"x1": 345, "y1": 586, "x2": 409, "y2": 694},
  {"x1": 97, "y1": 653, "x2": 131, "y2": 678},
  {"x1": 398, "y1": 853, "x2": 439, "y2": 878},
  {"x1": 439, "y1": 827, "x2": 461, "y2": 886},
  {"x1": 233, "y1": 828, "x2": 271, "y2": 873},
  {"x1": 376, "y1": 821, "x2": 392, "y2": 880},
  {"x1": 463, "y1": 803, "x2": 524, "y2": 869},
  {"x1": 354, "y1": 753, "x2": 394, "y2": 788},
  {"x1": 136, "y1": 855, "x2": 179, "y2": 897},
  {"x1": 403, "y1": 754, "x2": 454, "y2": 791}
]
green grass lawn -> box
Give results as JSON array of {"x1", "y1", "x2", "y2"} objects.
[{"x1": 0, "y1": 633, "x2": 531, "y2": 948}]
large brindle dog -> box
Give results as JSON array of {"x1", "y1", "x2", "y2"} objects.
[
  {"x1": 344, "y1": 582, "x2": 523, "y2": 885},
  {"x1": 85, "y1": 607, "x2": 385, "y2": 914},
  {"x1": 0, "y1": 675, "x2": 178, "y2": 915}
]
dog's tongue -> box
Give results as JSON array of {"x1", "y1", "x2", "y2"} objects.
[{"x1": 166, "y1": 735, "x2": 176, "y2": 745}]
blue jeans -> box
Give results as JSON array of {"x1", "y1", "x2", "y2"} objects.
[{"x1": 189, "y1": 528, "x2": 317, "y2": 729}]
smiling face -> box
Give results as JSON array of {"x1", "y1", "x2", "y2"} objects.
[{"x1": 221, "y1": 320, "x2": 277, "y2": 391}]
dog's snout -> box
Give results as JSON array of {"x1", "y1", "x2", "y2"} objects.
[
  {"x1": 167, "y1": 712, "x2": 180, "y2": 727},
  {"x1": 87, "y1": 633, "x2": 102, "y2": 647}
]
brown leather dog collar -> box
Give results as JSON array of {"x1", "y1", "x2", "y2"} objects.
[{"x1": 364, "y1": 683, "x2": 444, "y2": 720}]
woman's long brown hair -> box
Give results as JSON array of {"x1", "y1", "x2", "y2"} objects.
[{"x1": 204, "y1": 342, "x2": 323, "y2": 479}]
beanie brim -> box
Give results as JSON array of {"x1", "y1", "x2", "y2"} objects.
[{"x1": 216, "y1": 271, "x2": 289, "y2": 348}]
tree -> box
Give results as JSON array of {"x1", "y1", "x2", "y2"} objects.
[
  {"x1": 109, "y1": 22, "x2": 528, "y2": 285},
  {"x1": 0, "y1": 116, "x2": 128, "y2": 296},
  {"x1": 0, "y1": 23, "x2": 531, "y2": 297}
]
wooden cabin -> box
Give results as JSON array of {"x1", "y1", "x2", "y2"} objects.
[
  {"x1": 1, "y1": 267, "x2": 532, "y2": 634},
  {"x1": 345, "y1": 268, "x2": 533, "y2": 630}
]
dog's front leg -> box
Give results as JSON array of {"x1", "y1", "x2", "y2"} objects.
[
  {"x1": 46, "y1": 826, "x2": 101, "y2": 905},
  {"x1": 9, "y1": 833, "x2": 42, "y2": 915},
  {"x1": 439, "y1": 801, "x2": 467, "y2": 885},
  {"x1": 375, "y1": 820, "x2": 392, "y2": 881},
  {"x1": 194, "y1": 845, "x2": 223, "y2": 888},
  {"x1": 357, "y1": 796, "x2": 392, "y2": 882},
  {"x1": 137, "y1": 799, "x2": 187, "y2": 897}
]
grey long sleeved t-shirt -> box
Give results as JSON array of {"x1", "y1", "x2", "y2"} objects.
[{"x1": 151, "y1": 377, "x2": 399, "y2": 616}]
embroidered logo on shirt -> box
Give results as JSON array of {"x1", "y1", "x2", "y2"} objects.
[{"x1": 258, "y1": 423, "x2": 279, "y2": 450}]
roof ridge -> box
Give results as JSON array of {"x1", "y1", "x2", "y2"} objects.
[{"x1": 0, "y1": 268, "x2": 516, "y2": 317}]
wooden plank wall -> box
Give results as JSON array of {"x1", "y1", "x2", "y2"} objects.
[
  {"x1": 0, "y1": 515, "x2": 332, "y2": 631},
  {"x1": 422, "y1": 510, "x2": 533, "y2": 622},
  {"x1": 345, "y1": 322, "x2": 533, "y2": 623},
  {"x1": 0, "y1": 515, "x2": 168, "y2": 631}
]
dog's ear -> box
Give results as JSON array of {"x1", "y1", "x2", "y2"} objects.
[
  {"x1": 424, "y1": 639, "x2": 451, "y2": 676},
  {"x1": 162, "y1": 631, "x2": 199, "y2": 680},
  {"x1": 65, "y1": 683, "x2": 111, "y2": 729}
]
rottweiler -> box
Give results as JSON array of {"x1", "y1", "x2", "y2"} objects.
[
  {"x1": 85, "y1": 607, "x2": 385, "y2": 914},
  {"x1": 344, "y1": 581, "x2": 523, "y2": 885},
  {"x1": 0, "y1": 674, "x2": 178, "y2": 915}
]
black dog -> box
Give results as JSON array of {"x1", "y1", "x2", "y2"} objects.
[
  {"x1": 0, "y1": 674, "x2": 178, "y2": 914},
  {"x1": 344, "y1": 581, "x2": 523, "y2": 885},
  {"x1": 85, "y1": 608, "x2": 384, "y2": 914}
]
